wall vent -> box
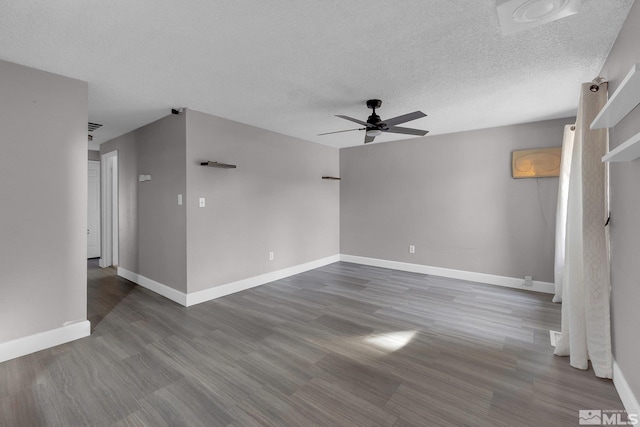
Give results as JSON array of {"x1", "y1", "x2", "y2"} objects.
[{"x1": 88, "y1": 122, "x2": 103, "y2": 132}]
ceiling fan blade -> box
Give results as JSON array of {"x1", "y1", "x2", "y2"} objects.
[
  {"x1": 384, "y1": 126, "x2": 429, "y2": 136},
  {"x1": 364, "y1": 134, "x2": 375, "y2": 144},
  {"x1": 381, "y1": 111, "x2": 426, "y2": 127},
  {"x1": 336, "y1": 115, "x2": 373, "y2": 128},
  {"x1": 318, "y1": 128, "x2": 365, "y2": 136}
]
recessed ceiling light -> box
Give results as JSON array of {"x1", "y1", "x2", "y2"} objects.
[
  {"x1": 512, "y1": 0, "x2": 570, "y2": 23},
  {"x1": 497, "y1": 0, "x2": 581, "y2": 35}
]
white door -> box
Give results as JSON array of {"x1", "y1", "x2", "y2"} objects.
[{"x1": 87, "y1": 161, "x2": 101, "y2": 258}]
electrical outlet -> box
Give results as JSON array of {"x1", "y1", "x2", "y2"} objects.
[
  {"x1": 199, "y1": 197, "x2": 205, "y2": 208},
  {"x1": 524, "y1": 276, "x2": 533, "y2": 286},
  {"x1": 269, "y1": 252, "x2": 274, "y2": 261},
  {"x1": 409, "y1": 245, "x2": 415, "y2": 254}
]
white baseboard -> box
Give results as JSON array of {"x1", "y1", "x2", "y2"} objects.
[
  {"x1": 339, "y1": 254, "x2": 555, "y2": 294},
  {"x1": 186, "y1": 255, "x2": 341, "y2": 306},
  {"x1": 118, "y1": 268, "x2": 188, "y2": 306},
  {"x1": 118, "y1": 255, "x2": 341, "y2": 307},
  {"x1": 119, "y1": 254, "x2": 553, "y2": 308},
  {"x1": 614, "y1": 359, "x2": 640, "y2": 417},
  {"x1": 0, "y1": 320, "x2": 90, "y2": 363}
]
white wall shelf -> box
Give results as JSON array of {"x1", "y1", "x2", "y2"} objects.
[
  {"x1": 591, "y1": 63, "x2": 640, "y2": 130},
  {"x1": 602, "y1": 131, "x2": 640, "y2": 162}
]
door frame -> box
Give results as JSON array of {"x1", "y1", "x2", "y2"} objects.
[
  {"x1": 99, "y1": 150, "x2": 119, "y2": 268},
  {"x1": 88, "y1": 160, "x2": 101, "y2": 258}
]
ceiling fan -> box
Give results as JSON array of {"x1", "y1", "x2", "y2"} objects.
[{"x1": 319, "y1": 99, "x2": 429, "y2": 144}]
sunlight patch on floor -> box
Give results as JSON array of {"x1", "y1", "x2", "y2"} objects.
[{"x1": 365, "y1": 330, "x2": 417, "y2": 352}]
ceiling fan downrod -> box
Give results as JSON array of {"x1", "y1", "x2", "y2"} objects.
[{"x1": 366, "y1": 99, "x2": 382, "y2": 127}]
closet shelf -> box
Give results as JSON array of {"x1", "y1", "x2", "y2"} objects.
[
  {"x1": 200, "y1": 161, "x2": 236, "y2": 169},
  {"x1": 591, "y1": 63, "x2": 640, "y2": 130},
  {"x1": 602, "y1": 131, "x2": 640, "y2": 162}
]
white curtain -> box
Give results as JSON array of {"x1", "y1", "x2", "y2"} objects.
[
  {"x1": 553, "y1": 124, "x2": 575, "y2": 303},
  {"x1": 554, "y1": 82, "x2": 612, "y2": 379}
]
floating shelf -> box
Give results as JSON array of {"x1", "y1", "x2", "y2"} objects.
[
  {"x1": 602, "y1": 131, "x2": 640, "y2": 162},
  {"x1": 200, "y1": 161, "x2": 236, "y2": 169},
  {"x1": 591, "y1": 63, "x2": 640, "y2": 130},
  {"x1": 322, "y1": 176, "x2": 341, "y2": 180}
]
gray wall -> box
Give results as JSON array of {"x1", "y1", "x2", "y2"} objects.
[
  {"x1": 340, "y1": 118, "x2": 571, "y2": 283},
  {"x1": 185, "y1": 109, "x2": 340, "y2": 292},
  {"x1": 88, "y1": 150, "x2": 100, "y2": 161},
  {"x1": 101, "y1": 109, "x2": 339, "y2": 295},
  {"x1": 101, "y1": 114, "x2": 187, "y2": 292},
  {"x1": 0, "y1": 60, "x2": 88, "y2": 342},
  {"x1": 599, "y1": 0, "x2": 640, "y2": 403}
]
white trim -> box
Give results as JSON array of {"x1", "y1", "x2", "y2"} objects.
[
  {"x1": 117, "y1": 255, "x2": 341, "y2": 307},
  {"x1": 100, "y1": 150, "x2": 118, "y2": 268},
  {"x1": 0, "y1": 321, "x2": 90, "y2": 363},
  {"x1": 117, "y1": 254, "x2": 553, "y2": 310},
  {"x1": 117, "y1": 267, "x2": 188, "y2": 306},
  {"x1": 111, "y1": 156, "x2": 119, "y2": 266},
  {"x1": 87, "y1": 160, "x2": 101, "y2": 259},
  {"x1": 339, "y1": 254, "x2": 555, "y2": 294},
  {"x1": 186, "y1": 255, "x2": 341, "y2": 307},
  {"x1": 614, "y1": 359, "x2": 640, "y2": 417}
]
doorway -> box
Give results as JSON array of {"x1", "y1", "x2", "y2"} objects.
[
  {"x1": 87, "y1": 161, "x2": 101, "y2": 258},
  {"x1": 99, "y1": 150, "x2": 118, "y2": 268}
]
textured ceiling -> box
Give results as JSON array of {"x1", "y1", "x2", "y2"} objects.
[{"x1": 0, "y1": 0, "x2": 634, "y2": 149}]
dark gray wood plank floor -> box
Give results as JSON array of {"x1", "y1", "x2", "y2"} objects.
[{"x1": 0, "y1": 260, "x2": 623, "y2": 426}]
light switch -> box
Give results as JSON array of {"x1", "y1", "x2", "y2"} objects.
[
  {"x1": 199, "y1": 197, "x2": 205, "y2": 207},
  {"x1": 178, "y1": 194, "x2": 183, "y2": 205}
]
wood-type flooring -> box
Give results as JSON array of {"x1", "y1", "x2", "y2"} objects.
[{"x1": 0, "y1": 260, "x2": 624, "y2": 426}]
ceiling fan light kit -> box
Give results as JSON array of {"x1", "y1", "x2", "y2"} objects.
[{"x1": 319, "y1": 99, "x2": 429, "y2": 144}]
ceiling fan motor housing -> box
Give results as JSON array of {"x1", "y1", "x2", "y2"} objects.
[{"x1": 367, "y1": 113, "x2": 381, "y2": 126}]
